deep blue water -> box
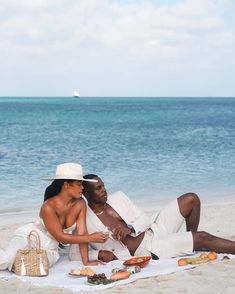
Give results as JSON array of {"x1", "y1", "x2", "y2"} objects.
[{"x1": 0, "y1": 97, "x2": 235, "y2": 211}]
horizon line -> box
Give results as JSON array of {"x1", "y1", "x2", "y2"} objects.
[{"x1": 0, "y1": 96, "x2": 235, "y2": 98}]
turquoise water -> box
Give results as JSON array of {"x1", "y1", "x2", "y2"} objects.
[{"x1": 0, "y1": 97, "x2": 235, "y2": 211}]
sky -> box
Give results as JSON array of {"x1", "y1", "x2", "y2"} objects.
[{"x1": 0, "y1": 0, "x2": 235, "y2": 97}]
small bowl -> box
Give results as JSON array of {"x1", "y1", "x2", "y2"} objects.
[{"x1": 123, "y1": 256, "x2": 152, "y2": 268}]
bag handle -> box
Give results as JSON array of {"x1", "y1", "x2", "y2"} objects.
[{"x1": 27, "y1": 230, "x2": 41, "y2": 249}]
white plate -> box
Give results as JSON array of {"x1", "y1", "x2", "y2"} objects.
[{"x1": 68, "y1": 271, "x2": 87, "y2": 278}]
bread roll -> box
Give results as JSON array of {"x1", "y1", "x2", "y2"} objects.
[{"x1": 111, "y1": 270, "x2": 130, "y2": 281}]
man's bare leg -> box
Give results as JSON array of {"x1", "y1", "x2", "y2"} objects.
[
  {"x1": 177, "y1": 193, "x2": 201, "y2": 232},
  {"x1": 193, "y1": 231, "x2": 235, "y2": 254}
]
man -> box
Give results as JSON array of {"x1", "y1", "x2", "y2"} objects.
[{"x1": 69, "y1": 174, "x2": 235, "y2": 262}]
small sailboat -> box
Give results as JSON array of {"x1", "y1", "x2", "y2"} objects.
[{"x1": 73, "y1": 90, "x2": 79, "y2": 97}]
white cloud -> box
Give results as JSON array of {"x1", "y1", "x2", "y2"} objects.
[{"x1": 0, "y1": 0, "x2": 234, "y2": 96}]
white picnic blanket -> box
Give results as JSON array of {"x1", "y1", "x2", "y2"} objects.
[{"x1": 0, "y1": 254, "x2": 232, "y2": 291}]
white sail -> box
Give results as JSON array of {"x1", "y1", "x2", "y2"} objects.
[{"x1": 73, "y1": 90, "x2": 79, "y2": 97}]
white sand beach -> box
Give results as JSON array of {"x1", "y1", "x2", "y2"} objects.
[{"x1": 1, "y1": 201, "x2": 235, "y2": 293}]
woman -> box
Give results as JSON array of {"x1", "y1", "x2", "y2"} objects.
[{"x1": 0, "y1": 163, "x2": 107, "y2": 272}]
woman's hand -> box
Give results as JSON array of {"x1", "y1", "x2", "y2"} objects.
[
  {"x1": 89, "y1": 232, "x2": 108, "y2": 243},
  {"x1": 84, "y1": 260, "x2": 105, "y2": 266}
]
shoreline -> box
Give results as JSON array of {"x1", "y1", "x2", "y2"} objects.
[{"x1": 1, "y1": 188, "x2": 235, "y2": 209}]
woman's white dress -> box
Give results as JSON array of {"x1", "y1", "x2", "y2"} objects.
[{"x1": 0, "y1": 219, "x2": 76, "y2": 271}]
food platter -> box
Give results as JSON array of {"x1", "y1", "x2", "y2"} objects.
[{"x1": 123, "y1": 256, "x2": 152, "y2": 268}]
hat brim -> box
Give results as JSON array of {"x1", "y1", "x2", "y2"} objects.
[{"x1": 41, "y1": 176, "x2": 97, "y2": 182}]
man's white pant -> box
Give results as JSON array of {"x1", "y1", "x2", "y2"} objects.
[{"x1": 135, "y1": 199, "x2": 194, "y2": 258}]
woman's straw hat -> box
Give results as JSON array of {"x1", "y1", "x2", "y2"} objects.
[{"x1": 42, "y1": 163, "x2": 97, "y2": 182}]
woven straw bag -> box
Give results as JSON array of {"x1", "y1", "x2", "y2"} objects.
[{"x1": 13, "y1": 230, "x2": 49, "y2": 276}]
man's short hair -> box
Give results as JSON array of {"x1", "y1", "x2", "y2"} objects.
[{"x1": 83, "y1": 174, "x2": 98, "y2": 195}]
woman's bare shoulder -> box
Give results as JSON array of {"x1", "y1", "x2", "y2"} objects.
[
  {"x1": 40, "y1": 198, "x2": 57, "y2": 215},
  {"x1": 72, "y1": 198, "x2": 86, "y2": 210}
]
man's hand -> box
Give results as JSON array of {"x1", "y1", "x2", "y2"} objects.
[
  {"x1": 98, "y1": 250, "x2": 118, "y2": 262},
  {"x1": 112, "y1": 226, "x2": 131, "y2": 241}
]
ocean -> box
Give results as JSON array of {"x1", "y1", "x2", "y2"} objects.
[{"x1": 0, "y1": 97, "x2": 235, "y2": 212}]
